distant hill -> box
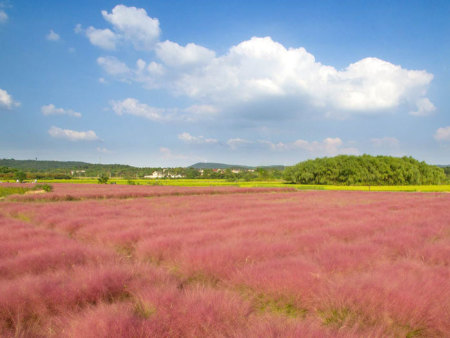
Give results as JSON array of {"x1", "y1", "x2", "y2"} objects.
[
  {"x1": 0, "y1": 159, "x2": 91, "y2": 171},
  {"x1": 0, "y1": 159, "x2": 135, "y2": 172},
  {"x1": 189, "y1": 162, "x2": 251, "y2": 169},
  {"x1": 0, "y1": 158, "x2": 285, "y2": 172},
  {"x1": 189, "y1": 162, "x2": 284, "y2": 170}
]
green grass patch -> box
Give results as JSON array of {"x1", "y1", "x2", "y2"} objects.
[
  {"x1": 253, "y1": 293, "x2": 308, "y2": 318},
  {"x1": 406, "y1": 328, "x2": 425, "y2": 337},
  {"x1": 0, "y1": 184, "x2": 53, "y2": 199},
  {"x1": 133, "y1": 298, "x2": 156, "y2": 319},
  {"x1": 235, "y1": 286, "x2": 307, "y2": 319},
  {"x1": 318, "y1": 307, "x2": 355, "y2": 327},
  {"x1": 18, "y1": 178, "x2": 450, "y2": 192},
  {"x1": 0, "y1": 186, "x2": 30, "y2": 198}
]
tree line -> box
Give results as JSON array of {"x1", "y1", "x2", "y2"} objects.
[
  {"x1": 0, "y1": 165, "x2": 283, "y2": 182},
  {"x1": 283, "y1": 155, "x2": 448, "y2": 185}
]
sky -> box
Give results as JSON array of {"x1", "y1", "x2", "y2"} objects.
[{"x1": 0, "y1": 0, "x2": 449, "y2": 167}]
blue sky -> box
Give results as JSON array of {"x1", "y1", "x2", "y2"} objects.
[{"x1": 0, "y1": 0, "x2": 449, "y2": 166}]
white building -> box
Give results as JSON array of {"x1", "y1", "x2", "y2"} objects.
[{"x1": 144, "y1": 171, "x2": 165, "y2": 179}]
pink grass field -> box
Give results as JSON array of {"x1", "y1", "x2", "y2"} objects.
[{"x1": 0, "y1": 184, "x2": 449, "y2": 337}]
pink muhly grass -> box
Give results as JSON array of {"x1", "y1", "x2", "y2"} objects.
[
  {"x1": 1, "y1": 187, "x2": 449, "y2": 336},
  {"x1": 0, "y1": 265, "x2": 135, "y2": 336},
  {"x1": 65, "y1": 303, "x2": 151, "y2": 338},
  {"x1": 135, "y1": 287, "x2": 254, "y2": 337},
  {"x1": 8, "y1": 183, "x2": 296, "y2": 202},
  {"x1": 231, "y1": 255, "x2": 321, "y2": 300},
  {"x1": 312, "y1": 241, "x2": 381, "y2": 273},
  {"x1": 316, "y1": 261, "x2": 450, "y2": 336}
]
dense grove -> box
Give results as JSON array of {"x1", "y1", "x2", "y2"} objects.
[
  {"x1": 0, "y1": 184, "x2": 449, "y2": 336},
  {"x1": 283, "y1": 155, "x2": 447, "y2": 185}
]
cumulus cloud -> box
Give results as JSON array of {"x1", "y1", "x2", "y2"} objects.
[
  {"x1": 97, "y1": 56, "x2": 130, "y2": 76},
  {"x1": 110, "y1": 98, "x2": 165, "y2": 121},
  {"x1": 227, "y1": 138, "x2": 254, "y2": 150},
  {"x1": 0, "y1": 88, "x2": 20, "y2": 110},
  {"x1": 190, "y1": 134, "x2": 358, "y2": 155},
  {"x1": 178, "y1": 132, "x2": 218, "y2": 144},
  {"x1": 110, "y1": 98, "x2": 215, "y2": 122},
  {"x1": 48, "y1": 126, "x2": 99, "y2": 141},
  {"x1": 86, "y1": 27, "x2": 117, "y2": 50},
  {"x1": 410, "y1": 97, "x2": 436, "y2": 116},
  {"x1": 371, "y1": 137, "x2": 399, "y2": 147},
  {"x1": 184, "y1": 104, "x2": 218, "y2": 115},
  {"x1": 434, "y1": 126, "x2": 450, "y2": 142},
  {"x1": 98, "y1": 37, "x2": 434, "y2": 120},
  {"x1": 46, "y1": 29, "x2": 60, "y2": 41},
  {"x1": 164, "y1": 38, "x2": 433, "y2": 118},
  {"x1": 0, "y1": 10, "x2": 7, "y2": 24},
  {"x1": 85, "y1": 5, "x2": 435, "y2": 121},
  {"x1": 103, "y1": 5, "x2": 160, "y2": 50},
  {"x1": 82, "y1": 5, "x2": 160, "y2": 51},
  {"x1": 156, "y1": 41, "x2": 216, "y2": 67},
  {"x1": 258, "y1": 140, "x2": 289, "y2": 151},
  {"x1": 41, "y1": 104, "x2": 82, "y2": 118}
]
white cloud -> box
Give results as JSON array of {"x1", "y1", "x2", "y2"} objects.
[
  {"x1": 97, "y1": 56, "x2": 130, "y2": 76},
  {"x1": 184, "y1": 104, "x2": 218, "y2": 115},
  {"x1": 410, "y1": 97, "x2": 436, "y2": 116},
  {"x1": 0, "y1": 10, "x2": 7, "y2": 24},
  {"x1": 168, "y1": 38, "x2": 433, "y2": 118},
  {"x1": 46, "y1": 29, "x2": 60, "y2": 41},
  {"x1": 193, "y1": 135, "x2": 358, "y2": 155},
  {"x1": 41, "y1": 104, "x2": 82, "y2": 118},
  {"x1": 258, "y1": 140, "x2": 289, "y2": 151},
  {"x1": 83, "y1": 5, "x2": 160, "y2": 51},
  {"x1": 86, "y1": 27, "x2": 117, "y2": 50},
  {"x1": 111, "y1": 98, "x2": 165, "y2": 121},
  {"x1": 178, "y1": 132, "x2": 218, "y2": 144},
  {"x1": 99, "y1": 36, "x2": 434, "y2": 121},
  {"x1": 434, "y1": 126, "x2": 450, "y2": 142},
  {"x1": 48, "y1": 126, "x2": 99, "y2": 141},
  {"x1": 371, "y1": 137, "x2": 399, "y2": 147},
  {"x1": 227, "y1": 138, "x2": 254, "y2": 150},
  {"x1": 110, "y1": 98, "x2": 215, "y2": 122},
  {"x1": 156, "y1": 41, "x2": 216, "y2": 67},
  {"x1": 102, "y1": 5, "x2": 160, "y2": 50},
  {"x1": 0, "y1": 88, "x2": 20, "y2": 110},
  {"x1": 84, "y1": 6, "x2": 434, "y2": 121},
  {"x1": 147, "y1": 61, "x2": 165, "y2": 75}
]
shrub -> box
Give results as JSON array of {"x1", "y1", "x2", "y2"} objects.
[
  {"x1": 98, "y1": 174, "x2": 109, "y2": 184},
  {"x1": 33, "y1": 184, "x2": 53, "y2": 192}
]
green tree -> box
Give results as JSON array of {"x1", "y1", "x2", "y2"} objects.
[
  {"x1": 14, "y1": 171, "x2": 26, "y2": 183},
  {"x1": 283, "y1": 155, "x2": 446, "y2": 186},
  {"x1": 97, "y1": 173, "x2": 109, "y2": 184}
]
